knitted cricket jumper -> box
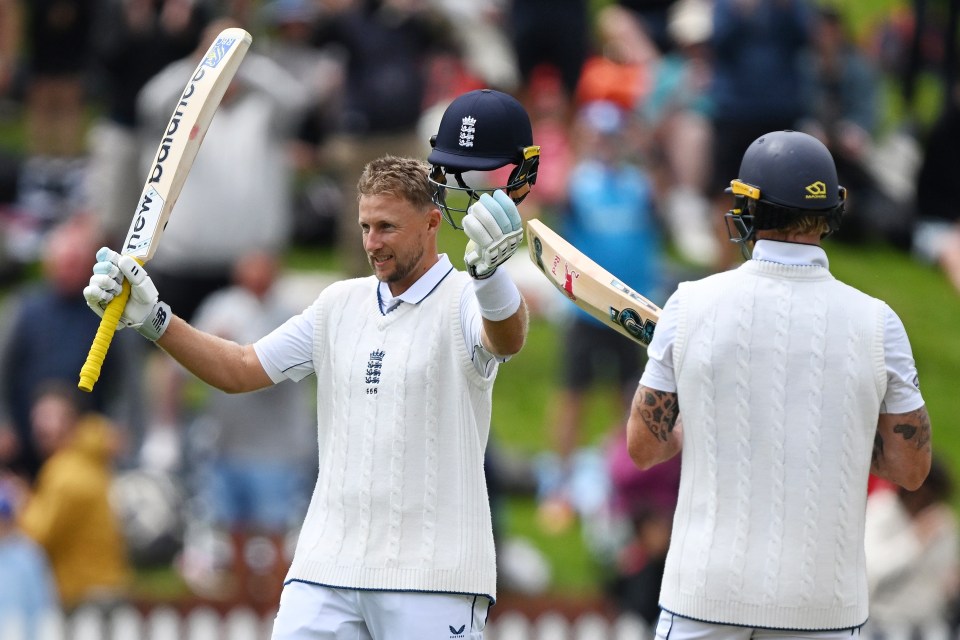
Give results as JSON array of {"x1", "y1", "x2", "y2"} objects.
[
  {"x1": 662, "y1": 259, "x2": 887, "y2": 630},
  {"x1": 286, "y1": 272, "x2": 498, "y2": 601}
]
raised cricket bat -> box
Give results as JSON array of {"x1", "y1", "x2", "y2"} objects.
[
  {"x1": 78, "y1": 27, "x2": 252, "y2": 392},
  {"x1": 526, "y1": 218, "x2": 661, "y2": 346}
]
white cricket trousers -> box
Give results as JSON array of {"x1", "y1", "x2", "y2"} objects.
[
  {"x1": 271, "y1": 581, "x2": 489, "y2": 639},
  {"x1": 656, "y1": 611, "x2": 864, "y2": 640}
]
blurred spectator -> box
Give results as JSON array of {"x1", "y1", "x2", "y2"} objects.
[
  {"x1": 798, "y1": 7, "x2": 910, "y2": 247},
  {"x1": 18, "y1": 382, "x2": 131, "y2": 611},
  {"x1": 537, "y1": 101, "x2": 664, "y2": 531},
  {"x1": 706, "y1": 0, "x2": 813, "y2": 269},
  {"x1": 23, "y1": 0, "x2": 96, "y2": 158},
  {"x1": 864, "y1": 456, "x2": 960, "y2": 629},
  {"x1": 912, "y1": 85, "x2": 960, "y2": 295},
  {"x1": 0, "y1": 0, "x2": 21, "y2": 98},
  {"x1": 510, "y1": 0, "x2": 589, "y2": 101},
  {"x1": 604, "y1": 433, "x2": 680, "y2": 625},
  {"x1": 85, "y1": 0, "x2": 210, "y2": 245},
  {"x1": 616, "y1": 0, "x2": 681, "y2": 55},
  {"x1": 137, "y1": 19, "x2": 311, "y2": 322},
  {"x1": 429, "y1": 0, "x2": 520, "y2": 92},
  {"x1": 520, "y1": 66, "x2": 575, "y2": 218},
  {"x1": 0, "y1": 215, "x2": 140, "y2": 481},
  {"x1": 313, "y1": 0, "x2": 452, "y2": 277},
  {"x1": 642, "y1": 0, "x2": 718, "y2": 267},
  {"x1": 575, "y1": 4, "x2": 660, "y2": 111},
  {"x1": 174, "y1": 251, "x2": 316, "y2": 606},
  {"x1": 0, "y1": 476, "x2": 59, "y2": 636},
  {"x1": 258, "y1": 0, "x2": 346, "y2": 249}
]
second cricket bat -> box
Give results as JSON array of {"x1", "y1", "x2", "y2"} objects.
[
  {"x1": 78, "y1": 27, "x2": 252, "y2": 392},
  {"x1": 526, "y1": 218, "x2": 661, "y2": 346}
]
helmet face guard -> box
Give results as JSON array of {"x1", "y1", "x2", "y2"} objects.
[{"x1": 429, "y1": 145, "x2": 540, "y2": 229}]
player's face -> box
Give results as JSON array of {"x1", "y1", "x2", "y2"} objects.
[{"x1": 359, "y1": 194, "x2": 440, "y2": 295}]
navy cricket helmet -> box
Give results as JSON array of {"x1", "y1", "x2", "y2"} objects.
[
  {"x1": 725, "y1": 130, "x2": 846, "y2": 252},
  {"x1": 428, "y1": 89, "x2": 540, "y2": 229}
]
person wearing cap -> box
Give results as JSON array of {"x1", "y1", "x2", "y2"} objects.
[
  {"x1": 81, "y1": 89, "x2": 536, "y2": 639},
  {"x1": 625, "y1": 130, "x2": 931, "y2": 639}
]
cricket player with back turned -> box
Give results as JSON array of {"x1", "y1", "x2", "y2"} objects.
[{"x1": 627, "y1": 130, "x2": 932, "y2": 640}]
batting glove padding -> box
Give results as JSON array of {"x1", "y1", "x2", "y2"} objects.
[
  {"x1": 463, "y1": 190, "x2": 523, "y2": 279},
  {"x1": 84, "y1": 247, "x2": 171, "y2": 341}
]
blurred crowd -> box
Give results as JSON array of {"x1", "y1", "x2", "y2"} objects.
[{"x1": 1, "y1": 0, "x2": 960, "y2": 632}]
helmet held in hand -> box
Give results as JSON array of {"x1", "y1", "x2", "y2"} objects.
[{"x1": 428, "y1": 89, "x2": 540, "y2": 229}]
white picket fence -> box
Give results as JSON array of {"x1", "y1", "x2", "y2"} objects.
[
  {"x1": 4, "y1": 607, "x2": 646, "y2": 640},
  {"x1": 0, "y1": 606, "x2": 953, "y2": 640}
]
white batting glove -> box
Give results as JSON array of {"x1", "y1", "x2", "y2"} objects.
[
  {"x1": 463, "y1": 190, "x2": 523, "y2": 279},
  {"x1": 83, "y1": 247, "x2": 172, "y2": 341}
]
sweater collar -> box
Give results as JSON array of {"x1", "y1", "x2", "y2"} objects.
[
  {"x1": 752, "y1": 239, "x2": 829, "y2": 269},
  {"x1": 377, "y1": 254, "x2": 454, "y2": 314}
]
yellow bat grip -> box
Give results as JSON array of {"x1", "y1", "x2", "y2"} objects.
[{"x1": 78, "y1": 277, "x2": 132, "y2": 392}]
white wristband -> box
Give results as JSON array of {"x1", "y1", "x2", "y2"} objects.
[{"x1": 472, "y1": 267, "x2": 521, "y2": 321}]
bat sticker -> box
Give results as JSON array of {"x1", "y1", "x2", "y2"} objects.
[
  {"x1": 204, "y1": 36, "x2": 238, "y2": 68},
  {"x1": 609, "y1": 306, "x2": 656, "y2": 345}
]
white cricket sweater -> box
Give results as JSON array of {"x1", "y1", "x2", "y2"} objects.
[
  {"x1": 662, "y1": 259, "x2": 887, "y2": 630},
  {"x1": 285, "y1": 271, "x2": 499, "y2": 601}
]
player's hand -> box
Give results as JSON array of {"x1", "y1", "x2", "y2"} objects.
[
  {"x1": 83, "y1": 247, "x2": 172, "y2": 341},
  {"x1": 463, "y1": 190, "x2": 523, "y2": 279}
]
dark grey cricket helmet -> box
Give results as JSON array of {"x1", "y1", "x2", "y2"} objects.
[
  {"x1": 725, "y1": 130, "x2": 846, "y2": 252},
  {"x1": 427, "y1": 89, "x2": 540, "y2": 229}
]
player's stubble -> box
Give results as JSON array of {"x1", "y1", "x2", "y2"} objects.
[{"x1": 369, "y1": 244, "x2": 425, "y2": 286}]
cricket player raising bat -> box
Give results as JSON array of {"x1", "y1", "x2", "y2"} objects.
[{"x1": 84, "y1": 89, "x2": 537, "y2": 639}]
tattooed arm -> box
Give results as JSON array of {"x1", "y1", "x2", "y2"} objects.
[
  {"x1": 872, "y1": 405, "x2": 932, "y2": 491},
  {"x1": 626, "y1": 385, "x2": 683, "y2": 470}
]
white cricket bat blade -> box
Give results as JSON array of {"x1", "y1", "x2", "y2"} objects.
[
  {"x1": 122, "y1": 27, "x2": 252, "y2": 262},
  {"x1": 526, "y1": 218, "x2": 661, "y2": 346}
]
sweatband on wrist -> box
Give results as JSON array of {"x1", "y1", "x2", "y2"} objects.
[
  {"x1": 137, "y1": 301, "x2": 172, "y2": 341},
  {"x1": 472, "y1": 267, "x2": 521, "y2": 321}
]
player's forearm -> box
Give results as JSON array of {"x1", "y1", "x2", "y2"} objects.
[
  {"x1": 481, "y1": 299, "x2": 528, "y2": 357},
  {"x1": 871, "y1": 406, "x2": 933, "y2": 491},
  {"x1": 626, "y1": 385, "x2": 682, "y2": 469},
  {"x1": 157, "y1": 316, "x2": 273, "y2": 394}
]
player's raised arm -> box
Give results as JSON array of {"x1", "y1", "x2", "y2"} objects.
[
  {"x1": 84, "y1": 249, "x2": 272, "y2": 393},
  {"x1": 78, "y1": 26, "x2": 251, "y2": 392},
  {"x1": 426, "y1": 89, "x2": 540, "y2": 358},
  {"x1": 463, "y1": 191, "x2": 528, "y2": 357}
]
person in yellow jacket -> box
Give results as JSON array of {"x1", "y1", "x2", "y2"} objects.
[{"x1": 18, "y1": 382, "x2": 130, "y2": 610}]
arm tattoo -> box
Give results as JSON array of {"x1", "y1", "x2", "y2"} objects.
[
  {"x1": 872, "y1": 431, "x2": 884, "y2": 467},
  {"x1": 893, "y1": 408, "x2": 932, "y2": 451},
  {"x1": 873, "y1": 408, "x2": 931, "y2": 474},
  {"x1": 638, "y1": 389, "x2": 680, "y2": 442}
]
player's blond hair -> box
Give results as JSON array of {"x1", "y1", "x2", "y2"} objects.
[
  {"x1": 357, "y1": 156, "x2": 435, "y2": 212},
  {"x1": 784, "y1": 214, "x2": 832, "y2": 237}
]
